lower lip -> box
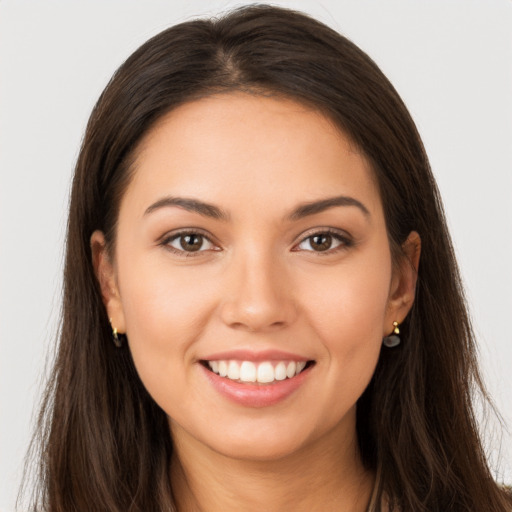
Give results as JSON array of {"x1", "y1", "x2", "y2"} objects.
[{"x1": 200, "y1": 364, "x2": 313, "y2": 408}]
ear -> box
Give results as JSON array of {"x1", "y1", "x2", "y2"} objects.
[
  {"x1": 384, "y1": 231, "x2": 421, "y2": 335},
  {"x1": 90, "y1": 230, "x2": 126, "y2": 333}
]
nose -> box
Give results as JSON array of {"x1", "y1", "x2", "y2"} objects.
[{"x1": 219, "y1": 249, "x2": 297, "y2": 332}]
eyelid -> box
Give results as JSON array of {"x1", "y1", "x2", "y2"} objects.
[
  {"x1": 159, "y1": 228, "x2": 221, "y2": 255},
  {"x1": 291, "y1": 227, "x2": 353, "y2": 253},
  {"x1": 158, "y1": 226, "x2": 352, "y2": 256}
]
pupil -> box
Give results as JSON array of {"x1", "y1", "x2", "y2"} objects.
[
  {"x1": 181, "y1": 234, "x2": 202, "y2": 251},
  {"x1": 311, "y1": 234, "x2": 331, "y2": 251}
]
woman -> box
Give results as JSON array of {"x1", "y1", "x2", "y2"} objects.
[{"x1": 23, "y1": 4, "x2": 512, "y2": 511}]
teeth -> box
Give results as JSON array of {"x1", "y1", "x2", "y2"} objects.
[
  {"x1": 218, "y1": 360, "x2": 228, "y2": 377},
  {"x1": 257, "y1": 362, "x2": 274, "y2": 383},
  {"x1": 227, "y1": 361, "x2": 240, "y2": 380},
  {"x1": 286, "y1": 362, "x2": 296, "y2": 378},
  {"x1": 207, "y1": 359, "x2": 309, "y2": 384},
  {"x1": 274, "y1": 362, "x2": 287, "y2": 381},
  {"x1": 240, "y1": 361, "x2": 256, "y2": 382}
]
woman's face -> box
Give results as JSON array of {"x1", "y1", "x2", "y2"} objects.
[{"x1": 94, "y1": 93, "x2": 417, "y2": 461}]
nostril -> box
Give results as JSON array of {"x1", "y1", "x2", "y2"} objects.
[{"x1": 227, "y1": 320, "x2": 286, "y2": 332}]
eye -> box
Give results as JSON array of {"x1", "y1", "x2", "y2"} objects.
[
  {"x1": 165, "y1": 232, "x2": 217, "y2": 254},
  {"x1": 295, "y1": 230, "x2": 350, "y2": 253}
]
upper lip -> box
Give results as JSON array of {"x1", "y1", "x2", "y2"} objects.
[{"x1": 200, "y1": 349, "x2": 311, "y2": 362}]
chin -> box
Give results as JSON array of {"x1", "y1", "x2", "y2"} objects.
[{"x1": 213, "y1": 433, "x2": 310, "y2": 462}]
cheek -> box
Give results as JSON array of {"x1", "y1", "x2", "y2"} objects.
[
  {"x1": 305, "y1": 253, "x2": 391, "y2": 330},
  {"x1": 119, "y1": 248, "x2": 219, "y2": 331},
  {"x1": 116, "y1": 254, "x2": 220, "y2": 400},
  {"x1": 299, "y1": 250, "x2": 391, "y2": 384}
]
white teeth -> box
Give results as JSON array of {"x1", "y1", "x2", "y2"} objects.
[
  {"x1": 227, "y1": 360, "x2": 240, "y2": 380},
  {"x1": 239, "y1": 361, "x2": 256, "y2": 382},
  {"x1": 257, "y1": 362, "x2": 274, "y2": 383},
  {"x1": 274, "y1": 362, "x2": 287, "y2": 381},
  {"x1": 218, "y1": 360, "x2": 228, "y2": 377},
  {"x1": 286, "y1": 362, "x2": 296, "y2": 379},
  {"x1": 296, "y1": 361, "x2": 306, "y2": 375},
  {"x1": 207, "y1": 359, "x2": 309, "y2": 383}
]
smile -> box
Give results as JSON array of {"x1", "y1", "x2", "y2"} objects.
[
  {"x1": 200, "y1": 357, "x2": 315, "y2": 407},
  {"x1": 206, "y1": 360, "x2": 310, "y2": 384}
]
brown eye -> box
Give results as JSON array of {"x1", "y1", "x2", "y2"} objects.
[
  {"x1": 296, "y1": 231, "x2": 348, "y2": 253},
  {"x1": 180, "y1": 234, "x2": 203, "y2": 251},
  {"x1": 309, "y1": 234, "x2": 332, "y2": 251},
  {"x1": 167, "y1": 232, "x2": 215, "y2": 253}
]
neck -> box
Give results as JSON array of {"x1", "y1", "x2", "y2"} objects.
[{"x1": 170, "y1": 419, "x2": 374, "y2": 512}]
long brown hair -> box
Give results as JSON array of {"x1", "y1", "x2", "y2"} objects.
[{"x1": 22, "y1": 5, "x2": 511, "y2": 511}]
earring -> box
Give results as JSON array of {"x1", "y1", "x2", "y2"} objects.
[
  {"x1": 110, "y1": 318, "x2": 123, "y2": 348},
  {"x1": 383, "y1": 321, "x2": 400, "y2": 348}
]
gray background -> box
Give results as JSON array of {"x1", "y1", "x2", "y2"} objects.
[{"x1": 1, "y1": 0, "x2": 511, "y2": 510}]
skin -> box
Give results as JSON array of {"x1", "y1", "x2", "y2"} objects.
[{"x1": 92, "y1": 93, "x2": 420, "y2": 511}]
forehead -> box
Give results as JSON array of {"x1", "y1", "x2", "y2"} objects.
[{"x1": 123, "y1": 92, "x2": 382, "y2": 220}]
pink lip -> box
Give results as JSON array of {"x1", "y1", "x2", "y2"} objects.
[
  {"x1": 201, "y1": 349, "x2": 310, "y2": 362},
  {"x1": 200, "y1": 362, "x2": 313, "y2": 408}
]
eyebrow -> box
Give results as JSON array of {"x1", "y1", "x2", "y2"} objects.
[
  {"x1": 144, "y1": 194, "x2": 370, "y2": 222},
  {"x1": 144, "y1": 196, "x2": 229, "y2": 220},
  {"x1": 287, "y1": 195, "x2": 370, "y2": 220}
]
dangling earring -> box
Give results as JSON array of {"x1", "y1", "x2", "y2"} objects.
[
  {"x1": 110, "y1": 318, "x2": 123, "y2": 348},
  {"x1": 383, "y1": 321, "x2": 400, "y2": 347}
]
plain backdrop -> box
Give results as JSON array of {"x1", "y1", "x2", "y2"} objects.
[{"x1": 1, "y1": 0, "x2": 511, "y2": 510}]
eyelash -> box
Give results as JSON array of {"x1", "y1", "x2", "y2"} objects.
[
  {"x1": 160, "y1": 229, "x2": 220, "y2": 257},
  {"x1": 292, "y1": 228, "x2": 353, "y2": 255},
  {"x1": 160, "y1": 228, "x2": 353, "y2": 257}
]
